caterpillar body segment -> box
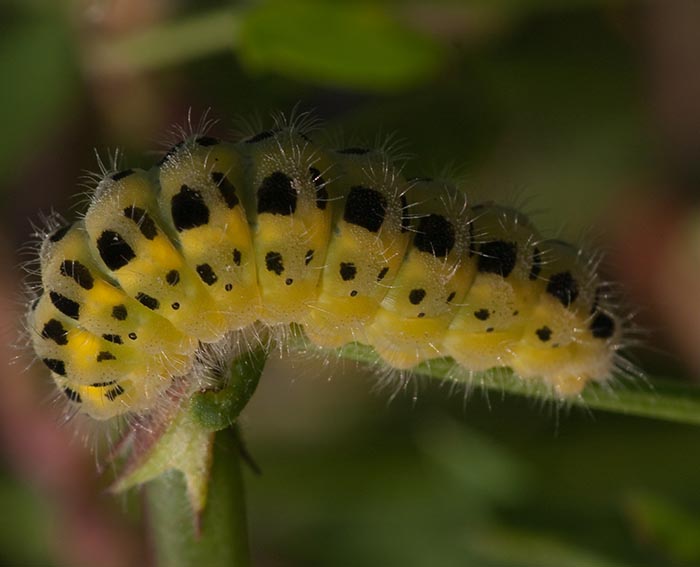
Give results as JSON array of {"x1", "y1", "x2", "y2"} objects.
[
  {"x1": 303, "y1": 148, "x2": 412, "y2": 348},
  {"x1": 244, "y1": 130, "x2": 333, "y2": 326},
  {"x1": 157, "y1": 137, "x2": 262, "y2": 332},
  {"x1": 365, "y1": 179, "x2": 476, "y2": 369},
  {"x1": 85, "y1": 169, "x2": 232, "y2": 343},
  {"x1": 443, "y1": 205, "x2": 544, "y2": 374},
  {"x1": 50, "y1": 371, "x2": 171, "y2": 420},
  {"x1": 38, "y1": 222, "x2": 196, "y2": 361},
  {"x1": 27, "y1": 119, "x2": 625, "y2": 420},
  {"x1": 509, "y1": 240, "x2": 618, "y2": 395}
]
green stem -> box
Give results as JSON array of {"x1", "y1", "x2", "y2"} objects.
[
  {"x1": 92, "y1": 7, "x2": 242, "y2": 74},
  {"x1": 146, "y1": 426, "x2": 250, "y2": 567},
  {"x1": 140, "y1": 350, "x2": 267, "y2": 567},
  {"x1": 338, "y1": 343, "x2": 700, "y2": 426}
]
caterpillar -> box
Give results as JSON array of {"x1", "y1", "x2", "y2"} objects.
[{"x1": 24, "y1": 113, "x2": 628, "y2": 421}]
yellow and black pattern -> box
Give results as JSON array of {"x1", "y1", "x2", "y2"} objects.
[{"x1": 25, "y1": 117, "x2": 624, "y2": 420}]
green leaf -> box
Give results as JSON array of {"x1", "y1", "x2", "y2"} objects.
[
  {"x1": 336, "y1": 343, "x2": 700, "y2": 426},
  {"x1": 112, "y1": 401, "x2": 215, "y2": 517},
  {"x1": 238, "y1": 1, "x2": 444, "y2": 90}
]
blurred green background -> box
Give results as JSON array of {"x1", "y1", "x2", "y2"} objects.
[{"x1": 2, "y1": 0, "x2": 700, "y2": 565}]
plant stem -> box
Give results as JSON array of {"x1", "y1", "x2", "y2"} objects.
[
  {"x1": 145, "y1": 426, "x2": 250, "y2": 567},
  {"x1": 338, "y1": 343, "x2": 700, "y2": 426},
  {"x1": 92, "y1": 8, "x2": 241, "y2": 74}
]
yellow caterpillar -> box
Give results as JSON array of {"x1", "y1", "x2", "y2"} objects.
[{"x1": 25, "y1": 115, "x2": 625, "y2": 420}]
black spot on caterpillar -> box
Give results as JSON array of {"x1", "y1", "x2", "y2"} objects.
[
  {"x1": 171, "y1": 185, "x2": 210, "y2": 231},
  {"x1": 41, "y1": 319, "x2": 68, "y2": 345},
  {"x1": 96, "y1": 230, "x2": 135, "y2": 271}
]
